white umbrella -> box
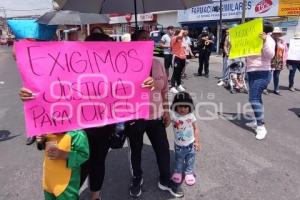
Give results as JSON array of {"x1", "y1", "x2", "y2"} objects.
[{"x1": 37, "y1": 10, "x2": 110, "y2": 25}]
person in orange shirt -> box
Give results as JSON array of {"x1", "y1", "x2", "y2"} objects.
[{"x1": 170, "y1": 29, "x2": 187, "y2": 94}]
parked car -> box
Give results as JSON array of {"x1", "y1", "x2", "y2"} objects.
[
  {"x1": 7, "y1": 35, "x2": 14, "y2": 46},
  {"x1": 0, "y1": 37, "x2": 7, "y2": 45},
  {"x1": 150, "y1": 30, "x2": 164, "y2": 56}
]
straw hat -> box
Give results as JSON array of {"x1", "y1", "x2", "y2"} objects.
[
  {"x1": 272, "y1": 27, "x2": 286, "y2": 36},
  {"x1": 294, "y1": 32, "x2": 300, "y2": 39}
]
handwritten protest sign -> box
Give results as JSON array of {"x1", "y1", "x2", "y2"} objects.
[
  {"x1": 229, "y1": 18, "x2": 263, "y2": 59},
  {"x1": 15, "y1": 41, "x2": 154, "y2": 136},
  {"x1": 7, "y1": 19, "x2": 57, "y2": 40},
  {"x1": 287, "y1": 39, "x2": 300, "y2": 61}
]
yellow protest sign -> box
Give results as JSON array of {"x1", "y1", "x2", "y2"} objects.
[
  {"x1": 229, "y1": 18, "x2": 263, "y2": 59},
  {"x1": 278, "y1": 0, "x2": 300, "y2": 16}
]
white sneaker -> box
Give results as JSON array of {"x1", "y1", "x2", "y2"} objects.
[
  {"x1": 246, "y1": 121, "x2": 257, "y2": 129},
  {"x1": 177, "y1": 85, "x2": 186, "y2": 92},
  {"x1": 255, "y1": 125, "x2": 267, "y2": 140},
  {"x1": 217, "y1": 80, "x2": 225, "y2": 86},
  {"x1": 170, "y1": 87, "x2": 179, "y2": 94}
]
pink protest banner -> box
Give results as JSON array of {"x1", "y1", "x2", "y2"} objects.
[{"x1": 15, "y1": 41, "x2": 154, "y2": 136}]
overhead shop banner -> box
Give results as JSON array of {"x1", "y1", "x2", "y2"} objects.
[
  {"x1": 278, "y1": 0, "x2": 300, "y2": 16},
  {"x1": 178, "y1": 0, "x2": 279, "y2": 22}
]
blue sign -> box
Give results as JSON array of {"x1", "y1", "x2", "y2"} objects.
[{"x1": 7, "y1": 19, "x2": 57, "y2": 40}]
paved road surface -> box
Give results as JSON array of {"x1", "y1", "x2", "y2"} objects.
[{"x1": 0, "y1": 46, "x2": 300, "y2": 200}]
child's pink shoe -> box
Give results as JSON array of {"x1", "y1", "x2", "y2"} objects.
[
  {"x1": 171, "y1": 172, "x2": 182, "y2": 183},
  {"x1": 185, "y1": 174, "x2": 196, "y2": 186}
]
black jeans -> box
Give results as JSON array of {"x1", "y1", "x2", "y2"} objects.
[
  {"x1": 80, "y1": 125, "x2": 115, "y2": 192},
  {"x1": 127, "y1": 119, "x2": 171, "y2": 184},
  {"x1": 289, "y1": 63, "x2": 300, "y2": 88},
  {"x1": 164, "y1": 54, "x2": 173, "y2": 77},
  {"x1": 198, "y1": 49, "x2": 211, "y2": 75},
  {"x1": 171, "y1": 56, "x2": 186, "y2": 87}
]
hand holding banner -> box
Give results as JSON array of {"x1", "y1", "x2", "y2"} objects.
[
  {"x1": 229, "y1": 18, "x2": 263, "y2": 59},
  {"x1": 15, "y1": 41, "x2": 154, "y2": 136}
]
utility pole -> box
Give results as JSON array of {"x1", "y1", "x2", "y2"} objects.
[
  {"x1": 241, "y1": 0, "x2": 246, "y2": 23},
  {"x1": 218, "y1": 0, "x2": 223, "y2": 54},
  {"x1": 0, "y1": 7, "x2": 7, "y2": 32}
]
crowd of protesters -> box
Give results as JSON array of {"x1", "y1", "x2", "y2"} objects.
[{"x1": 14, "y1": 19, "x2": 300, "y2": 200}]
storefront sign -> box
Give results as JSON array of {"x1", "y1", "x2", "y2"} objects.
[
  {"x1": 229, "y1": 18, "x2": 263, "y2": 59},
  {"x1": 278, "y1": 0, "x2": 300, "y2": 16},
  {"x1": 110, "y1": 14, "x2": 157, "y2": 24},
  {"x1": 178, "y1": 0, "x2": 278, "y2": 22}
]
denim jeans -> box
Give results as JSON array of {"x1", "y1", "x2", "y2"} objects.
[
  {"x1": 222, "y1": 56, "x2": 230, "y2": 80},
  {"x1": 273, "y1": 70, "x2": 281, "y2": 92},
  {"x1": 289, "y1": 64, "x2": 300, "y2": 88},
  {"x1": 247, "y1": 71, "x2": 272, "y2": 126},
  {"x1": 174, "y1": 143, "x2": 195, "y2": 174}
]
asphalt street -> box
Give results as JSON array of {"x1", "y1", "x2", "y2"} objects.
[{"x1": 0, "y1": 45, "x2": 300, "y2": 200}]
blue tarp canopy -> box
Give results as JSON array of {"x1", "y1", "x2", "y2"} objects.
[{"x1": 7, "y1": 19, "x2": 57, "y2": 40}]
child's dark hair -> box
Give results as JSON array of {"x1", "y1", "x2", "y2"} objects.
[
  {"x1": 131, "y1": 29, "x2": 150, "y2": 41},
  {"x1": 171, "y1": 92, "x2": 195, "y2": 113},
  {"x1": 85, "y1": 33, "x2": 113, "y2": 41}
]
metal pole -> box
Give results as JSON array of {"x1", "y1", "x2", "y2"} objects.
[
  {"x1": 218, "y1": 0, "x2": 223, "y2": 54},
  {"x1": 0, "y1": 7, "x2": 7, "y2": 32},
  {"x1": 134, "y1": 0, "x2": 138, "y2": 30},
  {"x1": 241, "y1": 0, "x2": 246, "y2": 23}
]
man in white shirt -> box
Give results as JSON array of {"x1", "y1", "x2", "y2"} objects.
[
  {"x1": 160, "y1": 26, "x2": 174, "y2": 78},
  {"x1": 182, "y1": 26, "x2": 194, "y2": 78}
]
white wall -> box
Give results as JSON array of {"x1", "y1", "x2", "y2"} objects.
[{"x1": 156, "y1": 11, "x2": 180, "y2": 28}]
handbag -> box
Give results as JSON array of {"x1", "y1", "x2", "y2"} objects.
[{"x1": 108, "y1": 122, "x2": 127, "y2": 149}]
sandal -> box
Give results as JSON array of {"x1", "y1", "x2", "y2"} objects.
[
  {"x1": 185, "y1": 174, "x2": 196, "y2": 186},
  {"x1": 171, "y1": 172, "x2": 182, "y2": 183}
]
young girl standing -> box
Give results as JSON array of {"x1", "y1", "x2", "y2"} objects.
[{"x1": 170, "y1": 92, "x2": 200, "y2": 186}]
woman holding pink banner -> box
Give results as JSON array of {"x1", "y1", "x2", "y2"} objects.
[
  {"x1": 19, "y1": 32, "x2": 155, "y2": 200},
  {"x1": 126, "y1": 30, "x2": 184, "y2": 198}
]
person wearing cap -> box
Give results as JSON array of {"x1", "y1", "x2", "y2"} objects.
[
  {"x1": 287, "y1": 32, "x2": 300, "y2": 92},
  {"x1": 196, "y1": 26, "x2": 215, "y2": 78},
  {"x1": 270, "y1": 27, "x2": 288, "y2": 95},
  {"x1": 160, "y1": 26, "x2": 174, "y2": 78}
]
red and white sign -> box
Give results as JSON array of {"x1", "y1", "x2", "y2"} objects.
[
  {"x1": 255, "y1": 0, "x2": 273, "y2": 13},
  {"x1": 110, "y1": 13, "x2": 157, "y2": 24},
  {"x1": 178, "y1": 0, "x2": 279, "y2": 22}
]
